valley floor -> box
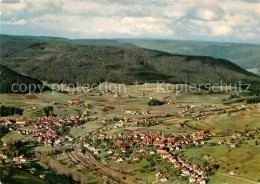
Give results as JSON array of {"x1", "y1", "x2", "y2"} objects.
[{"x1": 0, "y1": 83, "x2": 259, "y2": 184}]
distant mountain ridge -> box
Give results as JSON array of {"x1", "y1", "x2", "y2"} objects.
[
  {"x1": 0, "y1": 35, "x2": 259, "y2": 93},
  {"x1": 1, "y1": 34, "x2": 259, "y2": 76},
  {"x1": 117, "y1": 39, "x2": 260, "y2": 76},
  {"x1": 0, "y1": 34, "x2": 136, "y2": 49}
]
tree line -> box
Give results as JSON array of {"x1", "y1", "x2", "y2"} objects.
[
  {"x1": 0, "y1": 105, "x2": 23, "y2": 116},
  {"x1": 247, "y1": 97, "x2": 260, "y2": 104}
]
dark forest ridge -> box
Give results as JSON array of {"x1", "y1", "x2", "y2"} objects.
[
  {"x1": 0, "y1": 64, "x2": 44, "y2": 93},
  {"x1": 120, "y1": 39, "x2": 260, "y2": 76},
  {"x1": 0, "y1": 34, "x2": 259, "y2": 92},
  {"x1": 1, "y1": 34, "x2": 259, "y2": 76}
]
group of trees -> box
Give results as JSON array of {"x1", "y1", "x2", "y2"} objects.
[
  {"x1": 57, "y1": 124, "x2": 69, "y2": 136},
  {"x1": 0, "y1": 126, "x2": 9, "y2": 138},
  {"x1": 43, "y1": 106, "x2": 55, "y2": 117},
  {"x1": 148, "y1": 99, "x2": 165, "y2": 106},
  {"x1": 0, "y1": 106, "x2": 23, "y2": 116}
]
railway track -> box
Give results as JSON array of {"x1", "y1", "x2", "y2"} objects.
[
  {"x1": 68, "y1": 127, "x2": 140, "y2": 184},
  {"x1": 68, "y1": 151, "x2": 121, "y2": 184}
]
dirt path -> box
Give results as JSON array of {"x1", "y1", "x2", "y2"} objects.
[
  {"x1": 126, "y1": 145, "x2": 136, "y2": 161},
  {"x1": 218, "y1": 174, "x2": 258, "y2": 184}
]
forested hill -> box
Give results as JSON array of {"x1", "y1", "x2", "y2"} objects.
[
  {"x1": 0, "y1": 64, "x2": 45, "y2": 93},
  {"x1": 117, "y1": 39, "x2": 260, "y2": 76},
  {"x1": 0, "y1": 35, "x2": 260, "y2": 92}
]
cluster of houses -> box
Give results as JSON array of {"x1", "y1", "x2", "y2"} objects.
[
  {"x1": 83, "y1": 142, "x2": 100, "y2": 155},
  {"x1": 13, "y1": 155, "x2": 27, "y2": 162},
  {"x1": 0, "y1": 152, "x2": 28, "y2": 163},
  {"x1": 232, "y1": 133, "x2": 242, "y2": 138},
  {"x1": 111, "y1": 154, "x2": 123, "y2": 162},
  {"x1": 124, "y1": 110, "x2": 150, "y2": 115},
  {"x1": 95, "y1": 116, "x2": 162, "y2": 127},
  {"x1": 50, "y1": 100, "x2": 57, "y2": 105},
  {"x1": 32, "y1": 117, "x2": 84, "y2": 128},
  {"x1": 0, "y1": 152, "x2": 8, "y2": 159},
  {"x1": 200, "y1": 104, "x2": 215, "y2": 108},
  {"x1": 0, "y1": 93, "x2": 256, "y2": 184},
  {"x1": 106, "y1": 92, "x2": 122, "y2": 97},
  {"x1": 193, "y1": 104, "x2": 251, "y2": 121},
  {"x1": 169, "y1": 156, "x2": 206, "y2": 184},
  {"x1": 15, "y1": 119, "x2": 29, "y2": 127},
  {"x1": 77, "y1": 129, "x2": 211, "y2": 183},
  {"x1": 158, "y1": 100, "x2": 214, "y2": 117},
  {"x1": 176, "y1": 119, "x2": 189, "y2": 127},
  {"x1": 157, "y1": 102, "x2": 215, "y2": 116},
  {"x1": 234, "y1": 105, "x2": 246, "y2": 110},
  {"x1": 227, "y1": 140, "x2": 237, "y2": 148},
  {"x1": 226, "y1": 105, "x2": 249, "y2": 114},
  {"x1": 0, "y1": 118, "x2": 13, "y2": 127},
  {"x1": 67, "y1": 99, "x2": 88, "y2": 107},
  {"x1": 155, "y1": 171, "x2": 168, "y2": 182},
  {"x1": 182, "y1": 105, "x2": 196, "y2": 113},
  {"x1": 216, "y1": 131, "x2": 259, "y2": 148},
  {"x1": 18, "y1": 128, "x2": 63, "y2": 146},
  {"x1": 194, "y1": 113, "x2": 208, "y2": 121},
  {"x1": 176, "y1": 104, "x2": 202, "y2": 114},
  {"x1": 96, "y1": 90, "x2": 123, "y2": 97},
  {"x1": 15, "y1": 117, "x2": 84, "y2": 146},
  {"x1": 0, "y1": 152, "x2": 24, "y2": 169},
  {"x1": 245, "y1": 130, "x2": 259, "y2": 137},
  {"x1": 217, "y1": 139, "x2": 237, "y2": 148},
  {"x1": 163, "y1": 99, "x2": 177, "y2": 104},
  {"x1": 80, "y1": 129, "x2": 212, "y2": 154}
]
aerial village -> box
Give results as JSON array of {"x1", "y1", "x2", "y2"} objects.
[{"x1": 0, "y1": 85, "x2": 259, "y2": 184}]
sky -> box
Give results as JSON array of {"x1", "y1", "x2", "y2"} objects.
[{"x1": 0, "y1": 0, "x2": 260, "y2": 44}]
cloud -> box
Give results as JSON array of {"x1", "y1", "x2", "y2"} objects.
[
  {"x1": 2, "y1": 19, "x2": 26, "y2": 25},
  {"x1": 1, "y1": 0, "x2": 62, "y2": 18},
  {"x1": 187, "y1": 5, "x2": 225, "y2": 21},
  {"x1": 196, "y1": 10, "x2": 218, "y2": 21},
  {"x1": 0, "y1": 0, "x2": 26, "y2": 12},
  {"x1": 211, "y1": 25, "x2": 232, "y2": 35},
  {"x1": 0, "y1": 0, "x2": 259, "y2": 44},
  {"x1": 1, "y1": 0, "x2": 20, "y2": 3},
  {"x1": 121, "y1": 17, "x2": 172, "y2": 36}
]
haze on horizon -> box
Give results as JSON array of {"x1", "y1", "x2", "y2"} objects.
[{"x1": 0, "y1": 0, "x2": 260, "y2": 44}]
